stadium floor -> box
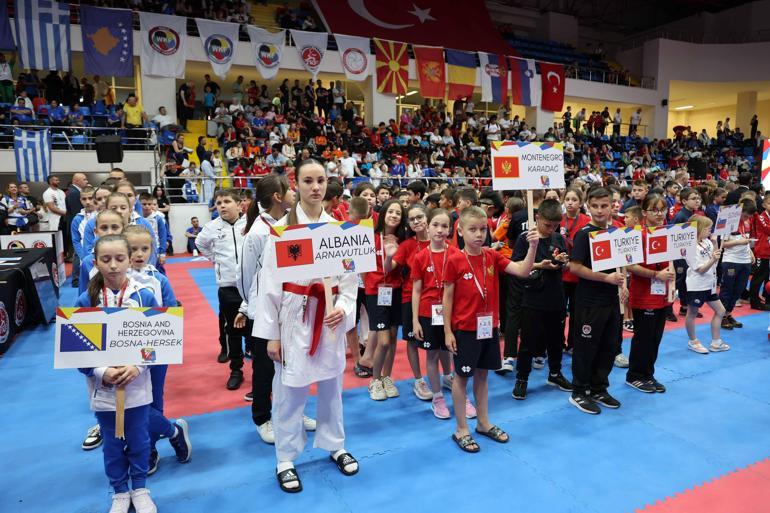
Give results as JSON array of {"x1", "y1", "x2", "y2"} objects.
[{"x1": 2, "y1": 257, "x2": 770, "y2": 513}]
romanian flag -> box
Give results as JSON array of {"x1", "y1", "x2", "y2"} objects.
[
  {"x1": 374, "y1": 39, "x2": 408, "y2": 96},
  {"x1": 445, "y1": 49, "x2": 476, "y2": 100},
  {"x1": 413, "y1": 45, "x2": 445, "y2": 99}
]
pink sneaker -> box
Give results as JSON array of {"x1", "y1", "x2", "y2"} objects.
[
  {"x1": 431, "y1": 395, "x2": 451, "y2": 419},
  {"x1": 465, "y1": 398, "x2": 477, "y2": 419}
]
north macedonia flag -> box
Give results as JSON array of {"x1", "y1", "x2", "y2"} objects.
[
  {"x1": 493, "y1": 156, "x2": 519, "y2": 179},
  {"x1": 375, "y1": 39, "x2": 408, "y2": 96}
]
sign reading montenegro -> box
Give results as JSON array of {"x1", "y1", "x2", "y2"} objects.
[
  {"x1": 271, "y1": 219, "x2": 376, "y2": 282},
  {"x1": 491, "y1": 141, "x2": 565, "y2": 191}
]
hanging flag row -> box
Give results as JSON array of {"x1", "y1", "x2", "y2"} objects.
[{"x1": 4, "y1": 2, "x2": 566, "y2": 110}]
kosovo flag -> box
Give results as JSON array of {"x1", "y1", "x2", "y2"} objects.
[
  {"x1": 60, "y1": 323, "x2": 107, "y2": 352},
  {"x1": 81, "y1": 5, "x2": 134, "y2": 77}
]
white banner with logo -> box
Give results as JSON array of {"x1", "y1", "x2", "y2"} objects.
[
  {"x1": 195, "y1": 19, "x2": 239, "y2": 79},
  {"x1": 645, "y1": 222, "x2": 698, "y2": 265},
  {"x1": 333, "y1": 34, "x2": 370, "y2": 81},
  {"x1": 55, "y1": 307, "x2": 184, "y2": 368},
  {"x1": 290, "y1": 29, "x2": 327, "y2": 79},
  {"x1": 589, "y1": 226, "x2": 644, "y2": 272},
  {"x1": 246, "y1": 26, "x2": 285, "y2": 80},
  {"x1": 0, "y1": 230, "x2": 66, "y2": 285},
  {"x1": 139, "y1": 12, "x2": 187, "y2": 78}
]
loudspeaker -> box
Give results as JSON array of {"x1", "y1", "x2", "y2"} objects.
[
  {"x1": 95, "y1": 135, "x2": 123, "y2": 164},
  {"x1": 661, "y1": 99, "x2": 668, "y2": 107}
]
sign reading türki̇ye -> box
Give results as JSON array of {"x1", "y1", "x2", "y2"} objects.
[{"x1": 588, "y1": 226, "x2": 644, "y2": 272}]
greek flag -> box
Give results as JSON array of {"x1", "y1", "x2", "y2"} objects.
[
  {"x1": 14, "y1": 128, "x2": 52, "y2": 182},
  {"x1": 14, "y1": 0, "x2": 71, "y2": 71}
]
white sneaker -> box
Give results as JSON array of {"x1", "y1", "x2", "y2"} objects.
[
  {"x1": 192, "y1": 249, "x2": 199, "y2": 257},
  {"x1": 496, "y1": 357, "x2": 514, "y2": 374},
  {"x1": 532, "y1": 357, "x2": 545, "y2": 369},
  {"x1": 442, "y1": 373, "x2": 454, "y2": 391},
  {"x1": 129, "y1": 488, "x2": 157, "y2": 513},
  {"x1": 109, "y1": 492, "x2": 131, "y2": 513},
  {"x1": 257, "y1": 420, "x2": 275, "y2": 444},
  {"x1": 413, "y1": 378, "x2": 433, "y2": 401},
  {"x1": 688, "y1": 340, "x2": 709, "y2": 354},
  {"x1": 614, "y1": 353, "x2": 629, "y2": 368},
  {"x1": 368, "y1": 379, "x2": 387, "y2": 401},
  {"x1": 302, "y1": 415, "x2": 317, "y2": 431},
  {"x1": 382, "y1": 376, "x2": 400, "y2": 398},
  {"x1": 709, "y1": 340, "x2": 731, "y2": 352}
]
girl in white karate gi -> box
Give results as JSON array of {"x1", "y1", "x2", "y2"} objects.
[{"x1": 254, "y1": 159, "x2": 359, "y2": 493}]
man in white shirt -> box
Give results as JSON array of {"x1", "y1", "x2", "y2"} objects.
[
  {"x1": 151, "y1": 106, "x2": 182, "y2": 132},
  {"x1": 43, "y1": 175, "x2": 67, "y2": 232},
  {"x1": 339, "y1": 150, "x2": 360, "y2": 180},
  {"x1": 630, "y1": 109, "x2": 642, "y2": 136},
  {"x1": 613, "y1": 108, "x2": 622, "y2": 136}
]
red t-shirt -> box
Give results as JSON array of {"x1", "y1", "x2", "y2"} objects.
[
  {"x1": 611, "y1": 218, "x2": 625, "y2": 229},
  {"x1": 363, "y1": 233, "x2": 403, "y2": 294},
  {"x1": 392, "y1": 237, "x2": 431, "y2": 304},
  {"x1": 412, "y1": 245, "x2": 460, "y2": 317},
  {"x1": 629, "y1": 232, "x2": 673, "y2": 310},
  {"x1": 444, "y1": 247, "x2": 509, "y2": 331},
  {"x1": 561, "y1": 213, "x2": 591, "y2": 283}
]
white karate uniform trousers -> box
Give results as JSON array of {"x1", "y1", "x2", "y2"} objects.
[{"x1": 272, "y1": 364, "x2": 345, "y2": 463}]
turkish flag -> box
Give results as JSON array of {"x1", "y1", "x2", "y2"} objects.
[
  {"x1": 592, "y1": 239, "x2": 612, "y2": 261},
  {"x1": 374, "y1": 39, "x2": 408, "y2": 95},
  {"x1": 276, "y1": 238, "x2": 315, "y2": 267},
  {"x1": 313, "y1": 0, "x2": 512, "y2": 53},
  {"x1": 493, "y1": 156, "x2": 519, "y2": 179},
  {"x1": 649, "y1": 235, "x2": 668, "y2": 255},
  {"x1": 539, "y1": 62, "x2": 565, "y2": 112},
  {"x1": 413, "y1": 45, "x2": 445, "y2": 98}
]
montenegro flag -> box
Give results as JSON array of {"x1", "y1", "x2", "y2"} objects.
[
  {"x1": 493, "y1": 156, "x2": 519, "y2": 179},
  {"x1": 375, "y1": 39, "x2": 409, "y2": 96},
  {"x1": 413, "y1": 45, "x2": 445, "y2": 99}
]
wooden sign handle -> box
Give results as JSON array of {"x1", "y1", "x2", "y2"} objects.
[
  {"x1": 322, "y1": 277, "x2": 334, "y2": 315},
  {"x1": 526, "y1": 190, "x2": 535, "y2": 228},
  {"x1": 115, "y1": 387, "x2": 126, "y2": 439},
  {"x1": 667, "y1": 262, "x2": 676, "y2": 303},
  {"x1": 617, "y1": 267, "x2": 627, "y2": 315}
]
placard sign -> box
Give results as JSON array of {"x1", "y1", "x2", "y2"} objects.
[
  {"x1": 0, "y1": 231, "x2": 66, "y2": 286},
  {"x1": 491, "y1": 140, "x2": 566, "y2": 190},
  {"x1": 589, "y1": 226, "x2": 644, "y2": 272},
  {"x1": 646, "y1": 222, "x2": 698, "y2": 264},
  {"x1": 271, "y1": 219, "x2": 376, "y2": 283},
  {"x1": 713, "y1": 204, "x2": 742, "y2": 236},
  {"x1": 54, "y1": 307, "x2": 184, "y2": 369},
  {"x1": 761, "y1": 139, "x2": 770, "y2": 191}
]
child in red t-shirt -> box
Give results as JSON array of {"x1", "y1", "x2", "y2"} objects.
[
  {"x1": 443, "y1": 207, "x2": 538, "y2": 452},
  {"x1": 365, "y1": 199, "x2": 406, "y2": 401},
  {"x1": 626, "y1": 194, "x2": 675, "y2": 393},
  {"x1": 412, "y1": 208, "x2": 462, "y2": 419},
  {"x1": 561, "y1": 187, "x2": 591, "y2": 351}
]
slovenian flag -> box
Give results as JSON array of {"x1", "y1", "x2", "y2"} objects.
[
  {"x1": 509, "y1": 57, "x2": 540, "y2": 107},
  {"x1": 478, "y1": 52, "x2": 508, "y2": 104}
]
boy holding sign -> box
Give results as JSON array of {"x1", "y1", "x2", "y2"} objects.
[{"x1": 568, "y1": 187, "x2": 626, "y2": 415}]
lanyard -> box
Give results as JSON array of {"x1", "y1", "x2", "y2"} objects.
[
  {"x1": 565, "y1": 214, "x2": 580, "y2": 239},
  {"x1": 102, "y1": 281, "x2": 128, "y2": 307},
  {"x1": 427, "y1": 246, "x2": 448, "y2": 291},
  {"x1": 463, "y1": 249, "x2": 487, "y2": 307},
  {"x1": 259, "y1": 215, "x2": 272, "y2": 229},
  {"x1": 379, "y1": 233, "x2": 390, "y2": 286}
]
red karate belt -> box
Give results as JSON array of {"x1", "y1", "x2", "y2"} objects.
[{"x1": 282, "y1": 282, "x2": 339, "y2": 356}]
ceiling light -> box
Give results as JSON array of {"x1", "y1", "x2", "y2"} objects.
[{"x1": 674, "y1": 105, "x2": 694, "y2": 110}]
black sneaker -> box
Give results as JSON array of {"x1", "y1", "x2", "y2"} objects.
[
  {"x1": 678, "y1": 307, "x2": 687, "y2": 316},
  {"x1": 592, "y1": 391, "x2": 621, "y2": 409},
  {"x1": 651, "y1": 378, "x2": 666, "y2": 393},
  {"x1": 226, "y1": 372, "x2": 244, "y2": 390},
  {"x1": 244, "y1": 350, "x2": 253, "y2": 360},
  {"x1": 569, "y1": 393, "x2": 600, "y2": 415},
  {"x1": 148, "y1": 447, "x2": 160, "y2": 476},
  {"x1": 751, "y1": 303, "x2": 770, "y2": 311},
  {"x1": 81, "y1": 424, "x2": 102, "y2": 450},
  {"x1": 622, "y1": 320, "x2": 634, "y2": 333},
  {"x1": 625, "y1": 379, "x2": 655, "y2": 393},
  {"x1": 665, "y1": 311, "x2": 678, "y2": 322},
  {"x1": 546, "y1": 372, "x2": 574, "y2": 392},
  {"x1": 728, "y1": 315, "x2": 743, "y2": 328},
  {"x1": 217, "y1": 350, "x2": 229, "y2": 364},
  {"x1": 720, "y1": 317, "x2": 734, "y2": 330},
  {"x1": 512, "y1": 379, "x2": 527, "y2": 400},
  {"x1": 244, "y1": 391, "x2": 254, "y2": 401},
  {"x1": 169, "y1": 419, "x2": 192, "y2": 463}
]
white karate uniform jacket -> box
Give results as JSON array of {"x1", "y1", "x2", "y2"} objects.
[
  {"x1": 237, "y1": 212, "x2": 279, "y2": 319},
  {"x1": 253, "y1": 205, "x2": 357, "y2": 388}
]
